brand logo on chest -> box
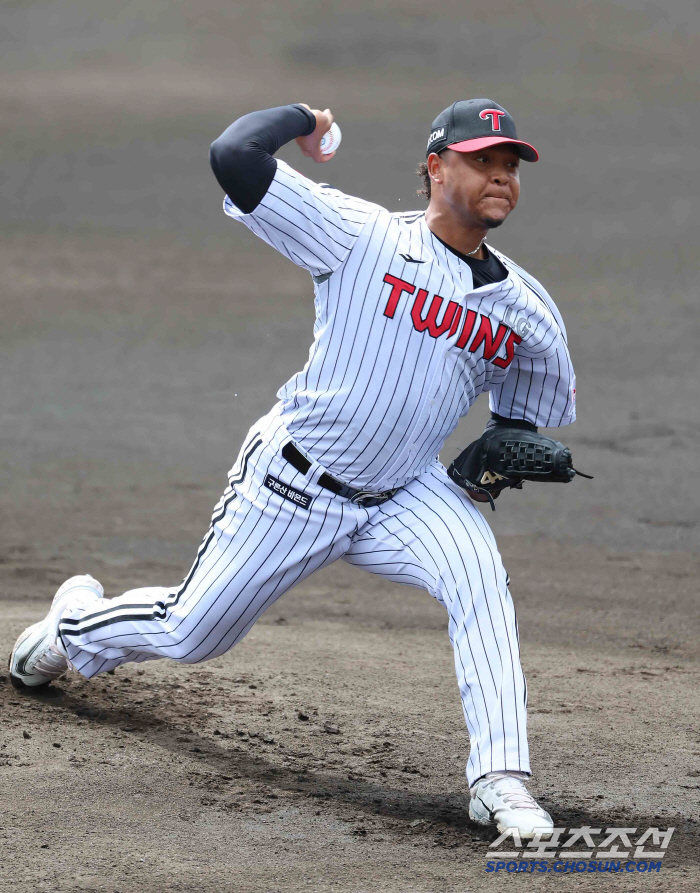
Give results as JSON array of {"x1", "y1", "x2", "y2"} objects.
[{"x1": 381, "y1": 273, "x2": 522, "y2": 369}]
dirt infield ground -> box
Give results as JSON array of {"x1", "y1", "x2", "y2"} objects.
[{"x1": 2, "y1": 1, "x2": 699, "y2": 890}]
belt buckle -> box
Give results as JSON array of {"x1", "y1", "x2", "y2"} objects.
[
  {"x1": 349, "y1": 490, "x2": 376, "y2": 506},
  {"x1": 350, "y1": 488, "x2": 396, "y2": 507}
]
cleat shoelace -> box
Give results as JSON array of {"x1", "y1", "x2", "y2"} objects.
[
  {"x1": 33, "y1": 644, "x2": 68, "y2": 678},
  {"x1": 483, "y1": 776, "x2": 542, "y2": 811}
]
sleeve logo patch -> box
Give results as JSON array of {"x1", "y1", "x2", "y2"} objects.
[{"x1": 264, "y1": 474, "x2": 313, "y2": 510}]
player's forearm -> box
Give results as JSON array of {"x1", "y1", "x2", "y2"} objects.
[{"x1": 209, "y1": 104, "x2": 316, "y2": 214}]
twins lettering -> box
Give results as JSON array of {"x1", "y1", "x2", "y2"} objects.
[{"x1": 382, "y1": 273, "x2": 522, "y2": 369}]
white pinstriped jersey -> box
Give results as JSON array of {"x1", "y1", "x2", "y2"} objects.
[{"x1": 223, "y1": 159, "x2": 576, "y2": 491}]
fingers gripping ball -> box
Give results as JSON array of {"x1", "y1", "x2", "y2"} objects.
[
  {"x1": 320, "y1": 122, "x2": 342, "y2": 155},
  {"x1": 447, "y1": 428, "x2": 592, "y2": 510}
]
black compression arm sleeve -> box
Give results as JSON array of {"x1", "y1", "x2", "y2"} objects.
[
  {"x1": 209, "y1": 104, "x2": 316, "y2": 214},
  {"x1": 486, "y1": 412, "x2": 538, "y2": 433}
]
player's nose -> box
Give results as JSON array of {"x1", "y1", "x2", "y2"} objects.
[{"x1": 490, "y1": 168, "x2": 509, "y2": 185}]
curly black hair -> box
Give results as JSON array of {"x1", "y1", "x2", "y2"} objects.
[{"x1": 416, "y1": 160, "x2": 431, "y2": 201}]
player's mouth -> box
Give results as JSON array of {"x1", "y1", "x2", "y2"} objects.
[
  {"x1": 479, "y1": 195, "x2": 513, "y2": 213},
  {"x1": 482, "y1": 193, "x2": 511, "y2": 204}
]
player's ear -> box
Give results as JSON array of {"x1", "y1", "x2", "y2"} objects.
[{"x1": 427, "y1": 152, "x2": 444, "y2": 186}]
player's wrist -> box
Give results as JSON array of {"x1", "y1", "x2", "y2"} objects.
[
  {"x1": 296, "y1": 104, "x2": 333, "y2": 134},
  {"x1": 487, "y1": 412, "x2": 537, "y2": 433},
  {"x1": 291, "y1": 104, "x2": 317, "y2": 136},
  {"x1": 295, "y1": 105, "x2": 335, "y2": 162}
]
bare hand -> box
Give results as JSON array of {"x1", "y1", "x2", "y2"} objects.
[{"x1": 295, "y1": 104, "x2": 335, "y2": 163}]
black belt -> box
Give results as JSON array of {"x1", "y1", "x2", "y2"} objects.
[{"x1": 281, "y1": 442, "x2": 397, "y2": 507}]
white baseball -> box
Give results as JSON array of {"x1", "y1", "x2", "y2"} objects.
[{"x1": 320, "y1": 122, "x2": 342, "y2": 155}]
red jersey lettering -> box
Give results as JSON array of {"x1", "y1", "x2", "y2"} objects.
[
  {"x1": 411, "y1": 292, "x2": 460, "y2": 339},
  {"x1": 492, "y1": 330, "x2": 523, "y2": 369},
  {"x1": 382, "y1": 273, "x2": 416, "y2": 318}
]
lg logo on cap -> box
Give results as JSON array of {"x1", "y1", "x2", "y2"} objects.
[{"x1": 479, "y1": 109, "x2": 506, "y2": 132}]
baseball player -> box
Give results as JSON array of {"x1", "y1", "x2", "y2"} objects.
[{"x1": 10, "y1": 99, "x2": 579, "y2": 839}]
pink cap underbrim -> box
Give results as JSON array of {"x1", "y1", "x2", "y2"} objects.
[{"x1": 446, "y1": 136, "x2": 539, "y2": 162}]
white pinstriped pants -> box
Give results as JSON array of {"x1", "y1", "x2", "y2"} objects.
[{"x1": 59, "y1": 407, "x2": 529, "y2": 784}]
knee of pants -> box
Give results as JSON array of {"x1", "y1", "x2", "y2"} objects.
[
  {"x1": 152, "y1": 580, "x2": 262, "y2": 664},
  {"x1": 164, "y1": 618, "x2": 255, "y2": 665},
  {"x1": 168, "y1": 647, "x2": 212, "y2": 665},
  {"x1": 142, "y1": 606, "x2": 219, "y2": 664}
]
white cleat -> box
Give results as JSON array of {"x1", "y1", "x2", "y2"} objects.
[
  {"x1": 469, "y1": 771, "x2": 554, "y2": 840},
  {"x1": 9, "y1": 574, "x2": 103, "y2": 690}
]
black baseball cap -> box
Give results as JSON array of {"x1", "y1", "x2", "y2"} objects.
[{"x1": 426, "y1": 99, "x2": 538, "y2": 162}]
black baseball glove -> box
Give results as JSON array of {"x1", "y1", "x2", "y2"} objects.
[{"x1": 447, "y1": 416, "x2": 592, "y2": 510}]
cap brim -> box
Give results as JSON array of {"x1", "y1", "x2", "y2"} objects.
[{"x1": 446, "y1": 136, "x2": 539, "y2": 162}]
